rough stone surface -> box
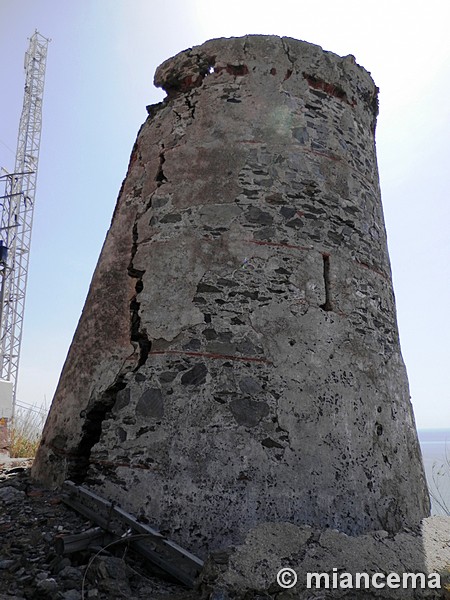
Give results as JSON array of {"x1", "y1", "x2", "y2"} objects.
[
  {"x1": 33, "y1": 35, "x2": 429, "y2": 557},
  {"x1": 200, "y1": 519, "x2": 450, "y2": 599}
]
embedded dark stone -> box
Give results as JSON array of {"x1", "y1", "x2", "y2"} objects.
[
  {"x1": 203, "y1": 328, "x2": 218, "y2": 340},
  {"x1": 231, "y1": 317, "x2": 245, "y2": 325},
  {"x1": 254, "y1": 226, "x2": 275, "y2": 240},
  {"x1": 265, "y1": 192, "x2": 285, "y2": 205},
  {"x1": 292, "y1": 127, "x2": 309, "y2": 144},
  {"x1": 136, "y1": 388, "x2": 164, "y2": 419},
  {"x1": 113, "y1": 389, "x2": 130, "y2": 412},
  {"x1": 218, "y1": 331, "x2": 233, "y2": 342},
  {"x1": 206, "y1": 341, "x2": 237, "y2": 355},
  {"x1": 261, "y1": 437, "x2": 284, "y2": 448},
  {"x1": 180, "y1": 363, "x2": 208, "y2": 386},
  {"x1": 116, "y1": 427, "x2": 127, "y2": 442},
  {"x1": 245, "y1": 206, "x2": 273, "y2": 225},
  {"x1": 48, "y1": 434, "x2": 67, "y2": 451},
  {"x1": 229, "y1": 398, "x2": 270, "y2": 427},
  {"x1": 285, "y1": 218, "x2": 303, "y2": 228},
  {"x1": 182, "y1": 338, "x2": 202, "y2": 350},
  {"x1": 275, "y1": 267, "x2": 291, "y2": 275},
  {"x1": 160, "y1": 213, "x2": 182, "y2": 223},
  {"x1": 236, "y1": 339, "x2": 259, "y2": 355},
  {"x1": 217, "y1": 278, "x2": 239, "y2": 287},
  {"x1": 159, "y1": 371, "x2": 177, "y2": 383},
  {"x1": 197, "y1": 283, "x2": 221, "y2": 293},
  {"x1": 238, "y1": 377, "x2": 262, "y2": 395},
  {"x1": 280, "y1": 206, "x2": 296, "y2": 219},
  {"x1": 152, "y1": 196, "x2": 169, "y2": 208}
]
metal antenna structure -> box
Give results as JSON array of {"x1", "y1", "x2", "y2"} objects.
[{"x1": 0, "y1": 31, "x2": 50, "y2": 414}]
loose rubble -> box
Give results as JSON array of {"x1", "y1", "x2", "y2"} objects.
[{"x1": 0, "y1": 465, "x2": 197, "y2": 599}]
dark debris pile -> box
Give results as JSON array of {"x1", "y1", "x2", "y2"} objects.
[{"x1": 0, "y1": 465, "x2": 199, "y2": 600}]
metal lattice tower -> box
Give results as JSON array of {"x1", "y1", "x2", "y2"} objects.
[{"x1": 0, "y1": 31, "x2": 50, "y2": 413}]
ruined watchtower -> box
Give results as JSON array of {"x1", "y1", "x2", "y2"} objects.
[{"x1": 32, "y1": 36, "x2": 429, "y2": 556}]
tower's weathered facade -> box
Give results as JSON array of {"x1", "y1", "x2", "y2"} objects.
[{"x1": 33, "y1": 36, "x2": 429, "y2": 556}]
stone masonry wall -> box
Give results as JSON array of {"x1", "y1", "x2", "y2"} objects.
[{"x1": 32, "y1": 36, "x2": 430, "y2": 558}]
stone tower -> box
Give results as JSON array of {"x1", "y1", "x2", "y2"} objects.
[{"x1": 32, "y1": 36, "x2": 429, "y2": 556}]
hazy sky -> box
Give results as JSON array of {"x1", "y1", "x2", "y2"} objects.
[{"x1": 0, "y1": 0, "x2": 449, "y2": 428}]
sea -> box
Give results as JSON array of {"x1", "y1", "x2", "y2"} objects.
[{"x1": 418, "y1": 428, "x2": 450, "y2": 516}]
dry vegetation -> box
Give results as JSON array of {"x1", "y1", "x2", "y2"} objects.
[
  {"x1": 9, "y1": 405, "x2": 46, "y2": 458},
  {"x1": 431, "y1": 455, "x2": 450, "y2": 516}
]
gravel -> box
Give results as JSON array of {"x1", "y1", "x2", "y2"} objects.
[{"x1": 0, "y1": 464, "x2": 199, "y2": 599}]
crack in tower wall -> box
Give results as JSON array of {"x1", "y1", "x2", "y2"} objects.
[
  {"x1": 320, "y1": 254, "x2": 333, "y2": 312},
  {"x1": 66, "y1": 179, "x2": 155, "y2": 484}
]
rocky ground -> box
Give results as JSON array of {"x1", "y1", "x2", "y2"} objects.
[{"x1": 0, "y1": 462, "x2": 200, "y2": 600}]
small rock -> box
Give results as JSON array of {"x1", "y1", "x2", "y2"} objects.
[
  {"x1": 0, "y1": 486, "x2": 25, "y2": 504},
  {"x1": 36, "y1": 577, "x2": 59, "y2": 595},
  {"x1": 61, "y1": 590, "x2": 81, "y2": 600},
  {"x1": 210, "y1": 589, "x2": 231, "y2": 600},
  {"x1": 88, "y1": 556, "x2": 131, "y2": 595},
  {"x1": 59, "y1": 565, "x2": 83, "y2": 588},
  {"x1": 52, "y1": 557, "x2": 71, "y2": 574}
]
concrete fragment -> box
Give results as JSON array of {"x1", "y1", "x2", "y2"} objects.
[
  {"x1": 200, "y1": 518, "x2": 450, "y2": 599},
  {"x1": 215, "y1": 517, "x2": 450, "y2": 600}
]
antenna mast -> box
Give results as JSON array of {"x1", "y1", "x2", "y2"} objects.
[{"x1": 0, "y1": 31, "x2": 50, "y2": 414}]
